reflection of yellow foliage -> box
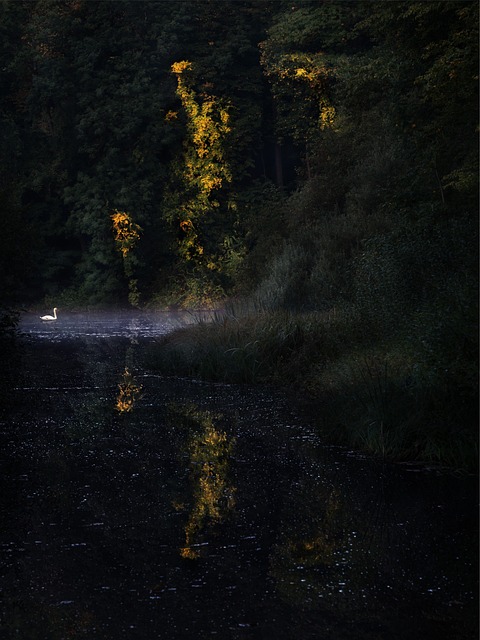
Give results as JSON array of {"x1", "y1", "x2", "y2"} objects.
[
  {"x1": 267, "y1": 487, "x2": 352, "y2": 611},
  {"x1": 296, "y1": 489, "x2": 341, "y2": 564},
  {"x1": 296, "y1": 532, "x2": 336, "y2": 565},
  {"x1": 272, "y1": 487, "x2": 343, "y2": 587},
  {"x1": 115, "y1": 368, "x2": 142, "y2": 413},
  {"x1": 176, "y1": 409, "x2": 235, "y2": 559},
  {"x1": 180, "y1": 545, "x2": 200, "y2": 560}
]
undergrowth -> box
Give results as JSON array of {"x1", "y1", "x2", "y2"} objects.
[{"x1": 146, "y1": 306, "x2": 478, "y2": 473}]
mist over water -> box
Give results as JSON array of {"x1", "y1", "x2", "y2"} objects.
[
  {"x1": 19, "y1": 309, "x2": 206, "y2": 340},
  {"x1": 1, "y1": 312, "x2": 477, "y2": 639}
]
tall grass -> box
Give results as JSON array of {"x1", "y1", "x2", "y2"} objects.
[
  {"x1": 146, "y1": 305, "x2": 478, "y2": 473},
  {"x1": 147, "y1": 306, "x2": 342, "y2": 384},
  {"x1": 311, "y1": 347, "x2": 478, "y2": 472}
]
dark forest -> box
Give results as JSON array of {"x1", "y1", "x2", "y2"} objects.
[{"x1": 1, "y1": 0, "x2": 478, "y2": 467}]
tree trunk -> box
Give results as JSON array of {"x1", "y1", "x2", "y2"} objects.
[{"x1": 275, "y1": 142, "x2": 283, "y2": 187}]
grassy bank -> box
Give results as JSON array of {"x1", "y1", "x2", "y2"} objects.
[{"x1": 146, "y1": 306, "x2": 478, "y2": 473}]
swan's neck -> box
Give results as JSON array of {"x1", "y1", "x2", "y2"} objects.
[{"x1": 53, "y1": 309, "x2": 57, "y2": 319}]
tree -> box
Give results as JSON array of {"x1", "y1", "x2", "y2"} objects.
[
  {"x1": 14, "y1": 0, "x2": 188, "y2": 304},
  {"x1": 259, "y1": 2, "x2": 350, "y2": 179},
  {"x1": 0, "y1": 0, "x2": 39, "y2": 304},
  {"x1": 165, "y1": 61, "x2": 233, "y2": 265}
]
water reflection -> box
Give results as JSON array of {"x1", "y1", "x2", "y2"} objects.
[
  {"x1": 115, "y1": 368, "x2": 142, "y2": 413},
  {"x1": 18, "y1": 309, "x2": 213, "y2": 341},
  {"x1": 0, "y1": 312, "x2": 477, "y2": 639},
  {"x1": 169, "y1": 405, "x2": 236, "y2": 559},
  {"x1": 270, "y1": 481, "x2": 363, "y2": 612}
]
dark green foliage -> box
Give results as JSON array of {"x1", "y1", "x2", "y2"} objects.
[
  {"x1": 0, "y1": 0, "x2": 477, "y2": 465},
  {"x1": 0, "y1": 190, "x2": 36, "y2": 303},
  {"x1": 0, "y1": 0, "x2": 275, "y2": 306}
]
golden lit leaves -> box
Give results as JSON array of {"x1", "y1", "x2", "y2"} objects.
[
  {"x1": 191, "y1": 101, "x2": 231, "y2": 160},
  {"x1": 178, "y1": 218, "x2": 204, "y2": 260},
  {"x1": 111, "y1": 209, "x2": 143, "y2": 306},
  {"x1": 115, "y1": 368, "x2": 142, "y2": 413},
  {"x1": 168, "y1": 60, "x2": 233, "y2": 267},
  {"x1": 111, "y1": 209, "x2": 142, "y2": 258},
  {"x1": 262, "y1": 49, "x2": 332, "y2": 86},
  {"x1": 171, "y1": 60, "x2": 232, "y2": 185},
  {"x1": 180, "y1": 545, "x2": 200, "y2": 560},
  {"x1": 295, "y1": 67, "x2": 309, "y2": 79},
  {"x1": 179, "y1": 219, "x2": 193, "y2": 233},
  {"x1": 289, "y1": 58, "x2": 331, "y2": 89},
  {"x1": 260, "y1": 44, "x2": 337, "y2": 139},
  {"x1": 319, "y1": 99, "x2": 336, "y2": 130},
  {"x1": 171, "y1": 60, "x2": 192, "y2": 76}
]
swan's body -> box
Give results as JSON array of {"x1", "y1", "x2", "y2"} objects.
[{"x1": 40, "y1": 307, "x2": 58, "y2": 321}]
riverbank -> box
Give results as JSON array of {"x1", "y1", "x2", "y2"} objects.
[{"x1": 146, "y1": 307, "x2": 478, "y2": 473}]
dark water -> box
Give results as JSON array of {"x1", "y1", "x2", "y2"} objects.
[{"x1": 0, "y1": 312, "x2": 477, "y2": 639}]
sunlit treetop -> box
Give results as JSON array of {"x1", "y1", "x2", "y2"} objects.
[{"x1": 111, "y1": 209, "x2": 143, "y2": 259}]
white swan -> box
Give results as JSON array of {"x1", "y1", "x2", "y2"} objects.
[{"x1": 40, "y1": 307, "x2": 58, "y2": 321}]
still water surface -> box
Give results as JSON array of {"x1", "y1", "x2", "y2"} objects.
[{"x1": 1, "y1": 311, "x2": 477, "y2": 639}]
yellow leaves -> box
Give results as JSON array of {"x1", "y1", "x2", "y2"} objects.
[
  {"x1": 178, "y1": 410, "x2": 235, "y2": 559},
  {"x1": 180, "y1": 546, "x2": 199, "y2": 560},
  {"x1": 180, "y1": 219, "x2": 193, "y2": 233},
  {"x1": 200, "y1": 173, "x2": 223, "y2": 192},
  {"x1": 203, "y1": 423, "x2": 228, "y2": 447},
  {"x1": 115, "y1": 368, "x2": 142, "y2": 413},
  {"x1": 190, "y1": 102, "x2": 231, "y2": 159},
  {"x1": 169, "y1": 60, "x2": 233, "y2": 267},
  {"x1": 111, "y1": 210, "x2": 142, "y2": 306},
  {"x1": 165, "y1": 110, "x2": 178, "y2": 121},
  {"x1": 262, "y1": 50, "x2": 337, "y2": 137},
  {"x1": 171, "y1": 60, "x2": 192, "y2": 75},
  {"x1": 219, "y1": 109, "x2": 230, "y2": 126},
  {"x1": 171, "y1": 61, "x2": 198, "y2": 120},
  {"x1": 319, "y1": 102, "x2": 336, "y2": 130},
  {"x1": 171, "y1": 59, "x2": 231, "y2": 173},
  {"x1": 270, "y1": 53, "x2": 332, "y2": 86},
  {"x1": 178, "y1": 217, "x2": 205, "y2": 261},
  {"x1": 111, "y1": 209, "x2": 142, "y2": 258}
]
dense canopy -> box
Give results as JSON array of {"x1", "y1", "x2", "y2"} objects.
[
  {"x1": 0, "y1": 0, "x2": 478, "y2": 466},
  {"x1": 1, "y1": 0, "x2": 477, "y2": 311}
]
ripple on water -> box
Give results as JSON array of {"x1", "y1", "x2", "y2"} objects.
[{"x1": 1, "y1": 312, "x2": 477, "y2": 640}]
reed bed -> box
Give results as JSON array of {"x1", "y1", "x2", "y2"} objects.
[{"x1": 147, "y1": 306, "x2": 478, "y2": 473}]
